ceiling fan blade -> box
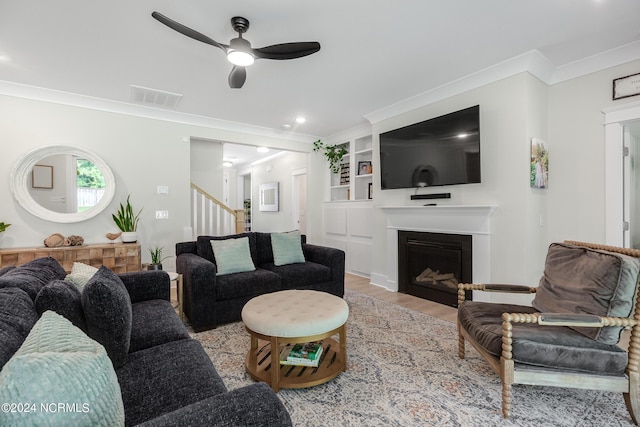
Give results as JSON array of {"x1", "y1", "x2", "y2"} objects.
[
  {"x1": 228, "y1": 66, "x2": 247, "y2": 88},
  {"x1": 152, "y1": 12, "x2": 228, "y2": 51},
  {"x1": 253, "y1": 42, "x2": 320, "y2": 60}
]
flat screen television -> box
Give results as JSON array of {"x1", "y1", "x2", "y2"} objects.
[{"x1": 379, "y1": 105, "x2": 480, "y2": 190}]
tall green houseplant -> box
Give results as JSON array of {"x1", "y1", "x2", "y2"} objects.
[{"x1": 112, "y1": 195, "x2": 142, "y2": 232}]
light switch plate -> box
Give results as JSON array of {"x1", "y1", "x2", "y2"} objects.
[
  {"x1": 157, "y1": 186, "x2": 169, "y2": 195},
  {"x1": 155, "y1": 210, "x2": 169, "y2": 219}
]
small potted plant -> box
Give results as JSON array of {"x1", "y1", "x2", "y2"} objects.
[
  {"x1": 0, "y1": 222, "x2": 10, "y2": 233},
  {"x1": 313, "y1": 139, "x2": 348, "y2": 174},
  {"x1": 112, "y1": 195, "x2": 142, "y2": 243},
  {"x1": 148, "y1": 245, "x2": 169, "y2": 270}
]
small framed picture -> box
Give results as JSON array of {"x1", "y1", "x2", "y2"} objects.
[
  {"x1": 32, "y1": 164, "x2": 53, "y2": 189},
  {"x1": 613, "y1": 72, "x2": 640, "y2": 100},
  {"x1": 358, "y1": 161, "x2": 372, "y2": 175},
  {"x1": 368, "y1": 182, "x2": 373, "y2": 199}
]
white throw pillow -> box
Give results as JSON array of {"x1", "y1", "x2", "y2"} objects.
[{"x1": 65, "y1": 262, "x2": 99, "y2": 290}]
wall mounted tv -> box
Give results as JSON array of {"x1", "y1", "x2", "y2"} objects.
[{"x1": 379, "y1": 105, "x2": 480, "y2": 190}]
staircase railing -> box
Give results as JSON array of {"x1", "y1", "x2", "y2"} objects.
[{"x1": 190, "y1": 183, "x2": 245, "y2": 238}]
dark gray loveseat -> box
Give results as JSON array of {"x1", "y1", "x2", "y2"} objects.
[
  {"x1": 176, "y1": 232, "x2": 345, "y2": 332},
  {"x1": 0, "y1": 257, "x2": 292, "y2": 426}
]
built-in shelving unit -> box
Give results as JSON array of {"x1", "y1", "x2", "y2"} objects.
[
  {"x1": 328, "y1": 135, "x2": 373, "y2": 202},
  {"x1": 323, "y1": 133, "x2": 374, "y2": 277}
]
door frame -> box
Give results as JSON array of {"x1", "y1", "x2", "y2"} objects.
[{"x1": 604, "y1": 101, "x2": 640, "y2": 247}]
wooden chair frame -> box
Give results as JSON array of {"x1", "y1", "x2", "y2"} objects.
[{"x1": 457, "y1": 241, "x2": 640, "y2": 424}]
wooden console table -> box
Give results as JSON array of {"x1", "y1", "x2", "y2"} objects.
[{"x1": 0, "y1": 242, "x2": 141, "y2": 273}]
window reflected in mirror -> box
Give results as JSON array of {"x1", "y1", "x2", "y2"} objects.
[{"x1": 28, "y1": 155, "x2": 106, "y2": 214}]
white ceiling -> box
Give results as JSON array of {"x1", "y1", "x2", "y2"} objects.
[{"x1": 1, "y1": 0, "x2": 639, "y2": 142}]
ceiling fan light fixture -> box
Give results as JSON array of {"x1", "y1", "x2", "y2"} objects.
[{"x1": 227, "y1": 50, "x2": 254, "y2": 66}]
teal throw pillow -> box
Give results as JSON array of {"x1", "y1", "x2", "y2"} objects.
[
  {"x1": 211, "y1": 237, "x2": 256, "y2": 275},
  {"x1": 0, "y1": 311, "x2": 125, "y2": 427},
  {"x1": 271, "y1": 230, "x2": 306, "y2": 266}
]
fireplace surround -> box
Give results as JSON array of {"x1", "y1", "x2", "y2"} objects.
[{"x1": 377, "y1": 205, "x2": 496, "y2": 300}]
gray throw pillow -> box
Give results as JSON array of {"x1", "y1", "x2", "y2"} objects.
[
  {"x1": 35, "y1": 279, "x2": 87, "y2": 332},
  {"x1": 533, "y1": 242, "x2": 640, "y2": 344},
  {"x1": 0, "y1": 257, "x2": 67, "y2": 300},
  {"x1": 81, "y1": 266, "x2": 132, "y2": 368},
  {"x1": 0, "y1": 287, "x2": 39, "y2": 369}
]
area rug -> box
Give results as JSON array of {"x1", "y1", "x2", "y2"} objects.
[{"x1": 190, "y1": 290, "x2": 635, "y2": 426}]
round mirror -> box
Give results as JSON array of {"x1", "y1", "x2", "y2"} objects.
[{"x1": 11, "y1": 145, "x2": 116, "y2": 223}]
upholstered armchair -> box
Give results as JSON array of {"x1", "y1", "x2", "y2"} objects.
[{"x1": 457, "y1": 241, "x2": 640, "y2": 424}]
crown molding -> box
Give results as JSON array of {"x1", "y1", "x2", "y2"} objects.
[
  {"x1": 364, "y1": 44, "x2": 640, "y2": 125},
  {"x1": 0, "y1": 80, "x2": 318, "y2": 143}
]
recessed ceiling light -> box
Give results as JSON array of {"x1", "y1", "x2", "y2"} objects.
[
  {"x1": 257, "y1": 146, "x2": 269, "y2": 153},
  {"x1": 295, "y1": 116, "x2": 306, "y2": 124}
]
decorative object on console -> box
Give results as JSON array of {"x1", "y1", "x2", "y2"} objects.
[
  {"x1": 148, "y1": 245, "x2": 169, "y2": 270},
  {"x1": 313, "y1": 139, "x2": 348, "y2": 174},
  {"x1": 112, "y1": 194, "x2": 142, "y2": 243},
  {"x1": 43, "y1": 233, "x2": 84, "y2": 247},
  {"x1": 106, "y1": 231, "x2": 122, "y2": 242},
  {"x1": 67, "y1": 235, "x2": 84, "y2": 246},
  {"x1": 43, "y1": 233, "x2": 68, "y2": 248}
]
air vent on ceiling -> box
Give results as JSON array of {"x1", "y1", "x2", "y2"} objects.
[{"x1": 130, "y1": 85, "x2": 183, "y2": 109}]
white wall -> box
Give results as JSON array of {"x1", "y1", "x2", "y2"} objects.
[
  {"x1": 0, "y1": 94, "x2": 322, "y2": 269},
  {"x1": 250, "y1": 151, "x2": 308, "y2": 232},
  {"x1": 366, "y1": 73, "x2": 549, "y2": 295},
  {"x1": 547, "y1": 59, "x2": 640, "y2": 244}
]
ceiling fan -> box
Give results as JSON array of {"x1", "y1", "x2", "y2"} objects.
[{"x1": 151, "y1": 12, "x2": 321, "y2": 89}]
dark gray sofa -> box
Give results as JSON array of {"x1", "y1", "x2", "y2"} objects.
[
  {"x1": 176, "y1": 232, "x2": 346, "y2": 332},
  {"x1": 0, "y1": 257, "x2": 292, "y2": 427}
]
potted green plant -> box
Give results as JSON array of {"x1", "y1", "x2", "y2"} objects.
[
  {"x1": 112, "y1": 195, "x2": 142, "y2": 243},
  {"x1": 313, "y1": 139, "x2": 348, "y2": 174},
  {"x1": 148, "y1": 245, "x2": 169, "y2": 270},
  {"x1": 0, "y1": 222, "x2": 10, "y2": 233}
]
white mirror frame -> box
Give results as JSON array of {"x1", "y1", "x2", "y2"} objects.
[{"x1": 10, "y1": 145, "x2": 116, "y2": 223}]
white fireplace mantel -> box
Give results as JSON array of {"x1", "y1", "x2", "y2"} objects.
[{"x1": 376, "y1": 205, "x2": 497, "y2": 292}]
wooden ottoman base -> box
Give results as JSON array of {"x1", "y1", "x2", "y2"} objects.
[{"x1": 245, "y1": 323, "x2": 347, "y2": 392}]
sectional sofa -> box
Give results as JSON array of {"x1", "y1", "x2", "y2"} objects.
[{"x1": 0, "y1": 257, "x2": 292, "y2": 426}]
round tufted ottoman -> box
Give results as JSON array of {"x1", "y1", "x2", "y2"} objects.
[{"x1": 242, "y1": 290, "x2": 348, "y2": 392}]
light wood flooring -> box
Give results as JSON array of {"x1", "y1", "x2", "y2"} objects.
[{"x1": 345, "y1": 273, "x2": 458, "y2": 323}]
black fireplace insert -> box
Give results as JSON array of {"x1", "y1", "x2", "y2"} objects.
[{"x1": 398, "y1": 231, "x2": 472, "y2": 307}]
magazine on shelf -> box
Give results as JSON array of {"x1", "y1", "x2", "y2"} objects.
[{"x1": 289, "y1": 342, "x2": 323, "y2": 360}]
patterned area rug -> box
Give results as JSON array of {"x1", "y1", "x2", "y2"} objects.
[{"x1": 190, "y1": 289, "x2": 635, "y2": 426}]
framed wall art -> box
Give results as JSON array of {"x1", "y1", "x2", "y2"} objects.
[
  {"x1": 530, "y1": 138, "x2": 548, "y2": 189},
  {"x1": 32, "y1": 164, "x2": 53, "y2": 189}
]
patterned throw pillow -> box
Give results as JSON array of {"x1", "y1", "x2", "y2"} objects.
[
  {"x1": 271, "y1": 230, "x2": 306, "y2": 266},
  {"x1": 0, "y1": 311, "x2": 125, "y2": 427},
  {"x1": 210, "y1": 237, "x2": 256, "y2": 276},
  {"x1": 65, "y1": 262, "x2": 99, "y2": 290}
]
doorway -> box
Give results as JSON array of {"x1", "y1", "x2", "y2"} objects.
[
  {"x1": 605, "y1": 103, "x2": 640, "y2": 248},
  {"x1": 292, "y1": 169, "x2": 307, "y2": 234}
]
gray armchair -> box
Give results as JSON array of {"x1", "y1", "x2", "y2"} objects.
[{"x1": 457, "y1": 241, "x2": 640, "y2": 424}]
